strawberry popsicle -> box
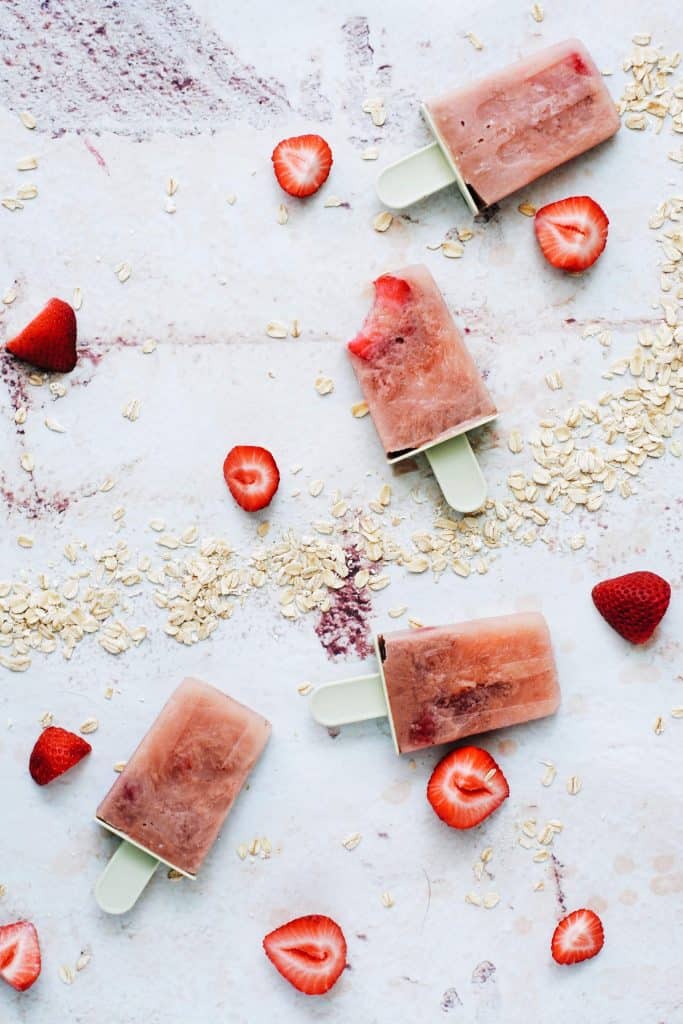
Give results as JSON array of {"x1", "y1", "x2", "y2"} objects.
[
  {"x1": 347, "y1": 265, "x2": 496, "y2": 460},
  {"x1": 310, "y1": 612, "x2": 560, "y2": 754},
  {"x1": 97, "y1": 678, "x2": 271, "y2": 877},
  {"x1": 423, "y1": 39, "x2": 620, "y2": 210}
]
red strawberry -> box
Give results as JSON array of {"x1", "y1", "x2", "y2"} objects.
[
  {"x1": 534, "y1": 196, "x2": 609, "y2": 272},
  {"x1": 6, "y1": 298, "x2": 78, "y2": 373},
  {"x1": 271, "y1": 135, "x2": 333, "y2": 198},
  {"x1": 223, "y1": 445, "x2": 280, "y2": 512},
  {"x1": 263, "y1": 914, "x2": 347, "y2": 996},
  {"x1": 347, "y1": 274, "x2": 412, "y2": 360},
  {"x1": 29, "y1": 726, "x2": 92, "y2": 785},
  {"x1": 551, "y1": 908, "x2": 604, "y2": 965},
  {"x1": 427, "y1": 746, "x2": 509, "y2": 830},
  {"x1": 0, "y1": 921, "x2": 41, "y2": 992},
  {"x1": 592, "y1": 570, "x2": 671, "y2": 644}
]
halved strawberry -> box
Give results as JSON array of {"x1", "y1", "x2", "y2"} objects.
[
  {"x1": 6, "y1": 298, "x2": 78, "y2": 373},
  {"x1": 427, "y1": 746, "x2": 509, "y2": 829},
  {"x1": 347, "y1": 274, "x2": 412, "y2": 361},
  {"x1": 263, "y1": 914, "x2": 347, "y2": 996},
  {"x1": 0, "y1": 921, "x2": 41, "y2": 992},
  {"x1": 534, "y1": 196, "x2": 609, "y2": 272},
  {"x1": 29, "y1": 726, "x2": 92, "y2": 786},
  {"x1": 551, "y1": 908, "x2": 604, "y2": 965},
  {"x1": 271, "y1": 135, "x2": 333, "y2": 198},
  {"x1": 223, "y1": 445, "x2": 280, "y2": 512},
  {"x1": 592, "y1": 570, "x2": 671, "y2": 644}
]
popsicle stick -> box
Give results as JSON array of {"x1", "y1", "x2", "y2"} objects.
[
  {"x1": 376, "y1": 142, "x2": 458, "y2": 210},
  {"x1": 425, "y1": 433, "x2": 487, "y2": 513},
  {"x1": 95, "y1": 839, "x2": 160, "y2": 915},
  {"x1": 309, "y1": 673, "x2": 388, "y2": 728}
]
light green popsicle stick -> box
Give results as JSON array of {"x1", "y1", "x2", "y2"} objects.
[
  {"x1": 309, "y1": 673, "x2": 388, "y2": 728},
  {"x1": 95, "y1": 839, "x2": 160, "y2": 915},
  {"x1": 376, "y1": 141, "x2": 458, "y2": 210},
  {"x1": 425, "y1": 432, "x2": 487, "y2": 514}
]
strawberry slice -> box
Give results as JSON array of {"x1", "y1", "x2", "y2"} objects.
[
  {"x1": 29, "y1": 726, "x2": 92, "y2": 786},
  {"x1": 551, "y1": 908, "x2": 604, "y2": 965},
  {"x1": 6, "y1": 298, "x2": 78, "y2": 373},
  {"x1": 0, "y1": 921, "x2": 41, "y2": 992},
  {"x1": 271, "y1": 135, "x2": 333, "y2": 198},
  {"x1": 223, "y1": 445, "x2": 280, "y2": 512},
  {"x1": 592, "y1": 570, "x2": 671, "y2": 645},
  {"x1": 534, "y1": 196, "x2": 609, "y2": 272},
  {"x1": 427, "y1": 746, "x2": 509, "y2": 830},
  {"x1": 347, "y1": 274, "x2": 412, "y2": 361},
  {"x1": 263, "y1": 914, "x2": 347, "y2": 996}
]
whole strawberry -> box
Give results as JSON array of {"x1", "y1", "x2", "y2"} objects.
[
  {"x1": 592, "y1": 570, "x2": 671, "y2": 644},
  {"x1": 29, "y1": 726, "x2": 92, "y2": 785}
]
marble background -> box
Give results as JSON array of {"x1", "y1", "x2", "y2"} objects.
[{"x1": 0, "y1": 0, "x2": 681, "y2": 1021}]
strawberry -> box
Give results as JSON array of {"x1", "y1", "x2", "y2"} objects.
[
  {"x1": 6, "y1": 298, "x2": 78, "y2": 373},
  {"x1": 592, "y1": 570, "x2": 671, "y2": 644},
  {"x1": 347, "y1": 274, "x2": 412, "y2": 360},
  {"x1": 427, "y1": 746, "x2": 509, "y2": 830},
  {"x1": 29, "y1": 726, "x2": 92, "y2": 785},
  {"x1": 223, "y1": 445, "x2": 280, "y2": 512},
  {"x1": 271, "y1": 135, "x2": 333, "y2": 198},
  {"x1": 534, "y1": 196, "x2": 609, "y2": 272},
  {"x1": 551, "y1": 908, "x2": 604, "y2": 965},
  {"x1": 0, "y1": 921, "x2": 41, "y2": 992},
  {"x1": 263, "y1": 914, "x2": 347, "y2": 996}
]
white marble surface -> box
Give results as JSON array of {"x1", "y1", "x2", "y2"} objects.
[{"x1": 1, "y1": 1, "x2": 682, "y2": 1021}]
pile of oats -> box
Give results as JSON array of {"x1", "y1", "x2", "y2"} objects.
[{"x1": 618, "y1": 38, "x2": 683, "y2": 138}]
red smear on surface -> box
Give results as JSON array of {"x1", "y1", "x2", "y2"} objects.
[
  {"x1": 84, "y1": 137, "x2": 109, "y2": 173},
  {"x1": 315, "y1": 545, "x2": 373, "y2": 660}
]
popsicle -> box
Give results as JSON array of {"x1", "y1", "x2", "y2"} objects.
[
  {"x1": 377, "y1": 39, "x2": 620, "y2": 214},
  {"x1": 347, "y1": 265, "x2": 496, "y2": 512},
  {"x1": 95, "y1": 677, "x2": 271, "y2": 913},
  {"x1": 310, "y1": 612, "x2": 560, "y2": 754}
]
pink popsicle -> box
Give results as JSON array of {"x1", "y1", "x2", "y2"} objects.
[
  {"x1": 378, "y1": 612, "x2": 560, "y2": 754},
  {"x1": 424, "y1": 39, "x2": 620, "y2": 209},
  {"x1": 347, "y1": 265, "x2": 496, "y2": 458},
  {"x1": 97, "y1": 678, "x2": 271, "y2": 876}
]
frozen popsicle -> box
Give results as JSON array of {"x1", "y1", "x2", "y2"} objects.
[
  {"x1": 95, "y1": 677, "x2": 271, "y2": 913},
  {"x1": 310, "y1": 612, "x2": 560, "y2": 754},
  {"x1": 377, "y1": 39, "x2": 620, "y2": 213},
  {"x1": 347, "y1": 265, "x2": 496, "y2": 512}
]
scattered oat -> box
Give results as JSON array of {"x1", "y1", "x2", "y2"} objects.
[
  {"x1": 569, "y1": 533, "x2": 585, "y2": 551},
  {"x1": 20, "y1": 453, "x2": 34, "y2": 473},
  {"x1": 44, "y1": 417, "x2": 66, "y2": 433},
  {"x1": 17, "y1": 535, "x2": 34, "y2": 549},
  {"x1": 545, "y1": 370, "x2": 564, "y2": 391},
  {"x1": 277, "y1": 203, "x2": 289, "y2": 224},
  {"x1": 236, "y1": 843, "x2": 248, "y2": 860},
  {"x1": 226, "y1": 193, "x2": 237, "y2": 205},
  {"x1": 17, "y1": 156, "x2": 38, "y2": 171},
  {"x1": 324, "y1": 196, "x2": 343, "y2": 208},
  {"x1": 518, "y1": 201, "x2": 537, "y2": 217},
  {"x1": 290, "y1": 319, "x2": 301, "y2": 339},
  {"x1": 441, "y1": 240, "x2": 464, "y2": 259},
  {"x1": 465, "y1": 31, "x2": 483, "y2": 50},
  {"x1": 297, "y1": 681, "x2": 313, "y2": 696},
  {"x1": 342, "y1": 831, "x2": 362, "y2": 851},
  {"x1": 166, "y1": 176, "x2": 179, "y2": 197},
  {"x1": 351, "y1": 401, "x2": 369, "y2": 418},
  {"x1": 20, "y1": 110, "x2": 36, "y2": 129},
  {"x1": 373, "y1": 210, "x2": 393, "y2": 232},
  {"x1": 167, "y1": 868, "x2": 183, "y2": 880},
  {"x1": 266, "y1": 320, "x2": 288, "y2": 339},
  {"x1": 508, "y1": 429, "x2": 523, "y2": 454},
  {"x1": 654, "y1": 715, "x2": 665, "y2": 735},
  {"x1": 3, "y1": 285, "x2": 18, "y2": 304},
  {"x1": 380, "y1": 891, "x2": 395, "y2": 908},
  {"x1": 531, "y1": 2, "x2": 544, "y2": 22},
  {"x1": 483, "y1": 893, "x2": 500, "y2": 909},
  {"x1": 315, "y1": 376, "x2": 334, "y2": 396},
  {"x1": 115, "y1": 261, "x2": 132, "y2": 283},
  {"x1": 465, "y1": 892, "x2": 482, "y2": 906},
  {"x1": 80, "y1": 717, "x2": 99, "y2": 735},
  {"x1": 142, "y1": 338, "x2": 157, "y2": 354},
  {"x1": 71, "y1": 286, "x2": 83, "y2": 312},
  {"x1": 671, "y1": 706, "x2": 683, "y2": 718},
  {"x1": 361, "y1": 147, "x2": 379, "y2": 160},
  {"x1": 632, "y1": 33, "x2": 652, "y2": 45},
  {"x1": 309, "y1": 479, "x2": 324, "y2": 497},
  {"x1": 566, "y1": 775, "x2": 582, "y2": 795},
  {"x1": 540, "y1": 761, "x2": 557, "y2": 787},
  {"x1": 113, "y1": 761, "x2": 127, "y2": 773},
  {"x1": 122, "y1": 399, "x2": 141, "y2": 422},
  {"x1": 49, "y1": 381, "x2": 67, "y2": 399},
  {"x1": 17, "y1": 184, "x2": 38, "y2": 200}
]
